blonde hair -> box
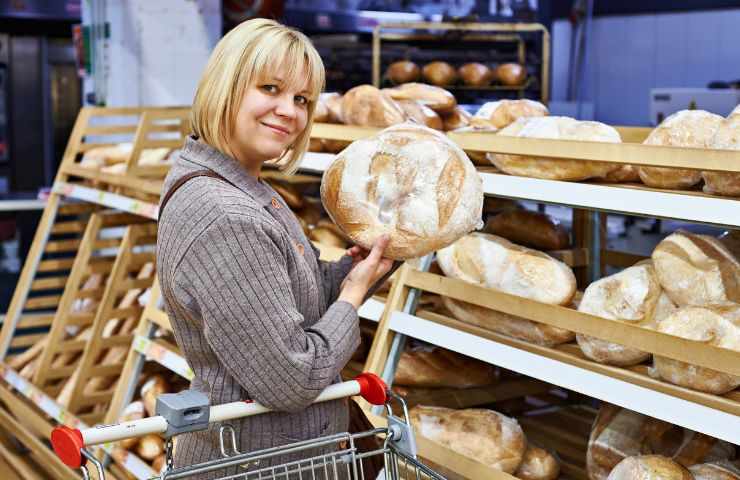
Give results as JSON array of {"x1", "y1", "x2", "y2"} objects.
[{"x1": 191, "y1": 18, "x2": 324, "y2": 175}]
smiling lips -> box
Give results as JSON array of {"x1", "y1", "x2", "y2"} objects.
[{"x1": 262, "y1": 122, "x2": 291, "y2": 136}]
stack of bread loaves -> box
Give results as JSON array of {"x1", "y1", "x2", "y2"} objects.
[
  {"x1": 471, "y1": 99, "x2": 548, "y2": 130},
  {"x1": 489, "y1": 116, "x2": 625, "y2": 181},
  {"x1": 320, "y1": 123, "x2": 483, "y2": 259},
  {"x1": 394, "y1": 345, "x2": 499, "y2": 389},
  {"x1": 703, "y1": 105, "x2": 740, "y2": 197},
  {"x1": 410, "y1": 405, "x2": 560, "y2": 480},
  {"x1": 650, "y1": 231, "x2": 740, "y2": 394},
  {"x1": 437, "y1": 232, "x2": 577, "y2": 346},
  {"x1": 587, "y1": 403, "x2": 736, "y2": 480}
]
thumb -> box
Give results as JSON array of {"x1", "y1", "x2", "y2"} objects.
[{"x1": 366, "y1": 234, "x2": 390, "y2": 264}]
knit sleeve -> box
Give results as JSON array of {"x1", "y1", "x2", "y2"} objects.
[{"x1": 176, "y1": 212, "x2": 360, "y2": 412}]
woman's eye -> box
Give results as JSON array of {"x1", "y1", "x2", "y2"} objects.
[
  {"x1": 261, "y1": 85, "x2": 278, "y2": 94},
  {"x1": 294, "y1": 95, "x2": 308, "y2": 106}
]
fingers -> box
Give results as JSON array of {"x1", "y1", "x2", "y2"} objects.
[{"x1": 366, "y1": 234, "x2": 390, "y2": 264}]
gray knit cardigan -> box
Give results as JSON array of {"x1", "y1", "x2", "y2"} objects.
[{"x1": 156, "y1": 137, "x2": 360, "y2": 476}]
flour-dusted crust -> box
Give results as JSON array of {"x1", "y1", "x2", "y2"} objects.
[
  {"x1": 320, "y1": 123, "x2": 483, "y2": 259},
  {"x1": 703, "y1": 106, "x2": 740, "y2": 196},
  {"x1": 471, "y1": 99, "x2": 548, "y2": 130},
  {"x1": 639, "y1": 110, "x2": 724, "y2": 189}
]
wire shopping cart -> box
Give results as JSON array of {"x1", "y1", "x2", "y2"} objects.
[{"x1": 51, "y1": 373, "x2": 446, "y2": 480}]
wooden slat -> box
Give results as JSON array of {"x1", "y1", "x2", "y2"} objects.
[
  {"x1": 108, "y1": 306, "x2": 143, "y2": 319},
  {"x1": 50, "y1": 220, "x2": 86, "y2": 234},
  {"x1": 30, "y1": 276, "x2": 68, "y2": 291},
  {"x1": 548, "y1": 247, "x2": 590, "y2": 268},
  {"x1": 83, "y1": 124, "x2": 138, "y2": 135},
  {"x1": 9, "y1": 333, "x2": 47, "y2": 348},
  {"x1": 602, "y1": 249, "x2": 648, "y2": 268},
  {"x1": 44, "y1": 239, "x2": 81, "y2": 253},
  {"x1": 117, "y1": 277, "x2": 154, "y2": 292},
  {"x1": 16, "y1": 315, "x2": 54, "y2": 329},
  {"x1": 37, "y1": 259, "x2": 75, "y2": 272},
  {"x1": 23, "y1": 295, "x2": 61, "y2": 310},
  {"x1": 146, "y1": 308, "x2": 171, "y2": 331},
  {"x1": 65, "y1": 313, "x2": 95, "y2": 326}
]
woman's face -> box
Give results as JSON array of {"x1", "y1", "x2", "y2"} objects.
[{"x1": 229, "y1": 67, "x2": 311, "y2": 169}]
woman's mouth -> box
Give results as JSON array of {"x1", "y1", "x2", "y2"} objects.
[{"x1": 262, "y1": 122, "x2": 290, "y2": 136}]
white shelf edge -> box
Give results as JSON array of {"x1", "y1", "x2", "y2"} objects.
[
  {"x1": 299, "y1": 153, "x2": 740, "y2": 228},
  {"x1": 133, "y1": 335, "x2": 194, "y2": 381},
  {"x1": 388, "y1": 311, "x2": 740, "y2": 445},
  {"x1": 53, "y1": 181, "x2": 159, "y2": 220},
  {"x1": 480, "y1": 172, "x2": 740, "y2": 228},
  {"x1": 358, "y1": 298, "x2": 384, "y2": 322}
]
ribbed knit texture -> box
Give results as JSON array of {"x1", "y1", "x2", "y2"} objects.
[{"x1": 156, "y1": 137, "x2": 358, "y2": 477}]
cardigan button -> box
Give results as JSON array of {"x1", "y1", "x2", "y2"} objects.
[
  {"x1": 271, "y1": 197, "x2": 281, "y2": 209},
  {"x1": 295, "y1": 242, "x2": 305, "y2": 255}
]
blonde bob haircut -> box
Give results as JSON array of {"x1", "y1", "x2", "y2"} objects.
[{"x1": 191, "y1": 18, "x2": 325, "y2": 175}]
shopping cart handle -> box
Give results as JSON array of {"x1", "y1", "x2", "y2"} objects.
[{"x1": 51, "y1": 373, "x2": 388, "y2": 469}]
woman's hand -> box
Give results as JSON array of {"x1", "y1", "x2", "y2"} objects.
[{"x1": 338, "y1": 235, "x2": 393, "y2": 309}]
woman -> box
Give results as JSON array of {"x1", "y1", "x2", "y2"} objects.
[{"x1": 156, "y1": 18, "x2": 394, "y2": 475}]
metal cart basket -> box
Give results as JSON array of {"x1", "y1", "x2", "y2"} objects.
[{"x1": 51, "y1": 373, "x2": 446, "y2": 480}]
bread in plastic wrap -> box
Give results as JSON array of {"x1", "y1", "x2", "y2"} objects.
[
  {"x1": 488, "y1": 116, "x2": 623, "y2": 181},
  {"x1": 409, "y1": 406, "x2": 527, "y2": 473},
  {"x1": 703, "y1": 105, "x2": 740, "y2": 197},
  {"x1": 639, "y1": 110, "x2": 724, "y2": 189},
  {"x1": 320, "y1": 123, "x2": 483, "y2": 259},
  {"x1": 653, "y1": 305, "x2": 740, "y2": 394}
]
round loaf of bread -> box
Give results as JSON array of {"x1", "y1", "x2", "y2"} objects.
[
  {"x1": 397, "y1": 99, "x2": 443, "y2": 130},
  {"x1": 395, "y1": 346, "x2": 498, "y2": 388},
  {"x1": 576, "y1": 262, "x2": 677, "y2": 366},
  {"x1": 320, "y1": 123, "x2": 483, "y2": 259},
  {"x1": 323, "y1": 92, "x2": 345, "y2": 123},
  {"x1": 604, "y1": 164, "x2": 641, "y2": 183},
  {"x1": 409, "y1": 406, "x2": 527, "y2": 473},
  {"x1": 653, "y1": 305, "x2": 740, "y2": 394},
  {"x1": 384, "y1": 83, "x2": 457, "y2": 114},
  {"x1": 341, "y1": 85, "x2": 405, "y2": 127},
  {"x1": 314, "y1": 95, "x2": 330, "y2": 123},
  {"x1": 483, "y1": 210, "x2": 569, "y2": 251},
  {"x1": 489, "y1": 116, "x2": 623, "y2": 181},
  {"x1": 422, "y1": 61, "x2": 458, "y2": 86},
  {"x1": 639, "y1": 110, "x2": 724, "y2": 189},
  {"x1": 689, "y1": 461, "x2": 740, "y2": 480},
  {"x1": 437, "y1": 232, "x2": 576, "y2": 305},
  {"x1": 387, "y1": 60, "x2": 421, "y2": 84},
  {"x1": 651, "y1": 231, "x2": 740, "y2": 307},
  {"x1": 703, "y1": 107, "x2": 740, "y2": 196},
  {"x1": 607, "y1": 456, "x2": 693, "y2": 480},
  {"x1": 442, "y1": 106, "x2": 472, "y2": 131},
  {"x1": 516, "y1": 446, "x2": 560, "y2": 480},
  {"x1": 442, "y1": 296, "x2": 575, "y2": 346},
  {"x1": 471, "y1": 99, "x2": 548, "y2": 130},
  {"x1": 497, "y1": 63, "x2": 527, "y2": 86},
  {"x1": 459, "y1": 62, "x2": 494, "y2": 86}
]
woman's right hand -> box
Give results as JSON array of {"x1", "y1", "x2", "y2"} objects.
[{"x1": 338, "y1": 235, "x2": 393, "y2": 309}]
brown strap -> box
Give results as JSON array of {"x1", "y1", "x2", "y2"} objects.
[{"x1": 158, "y1": 170, "x2": 236, "y2": 220}]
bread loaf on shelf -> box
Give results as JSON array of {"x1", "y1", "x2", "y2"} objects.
[
  {"x1": 496, "y1": 63, "x2": 527, "y2": 86},
  {"x1": 458, "y1": 62, "x2": 494, "y2": 87},
  {"x1": 136, "y1": 434, "x2": 164, "y2": 461},
  {"x1": 703, "y1": 106, "x2": 740, "y2": 197},
  {"x1": 489, "y1": 116, "x2": 623, "y2": 181},
  {"x1": 515, "y1": 446, "x2": 561, "y2": 480},
  {"x1": 397, "y1": 99, "x2": 443, "y2": 130},
  {"x1": 471, "y1": 99, "x2": 548, "y2": 130},
  {"x1": 314, "y1": 95, "x2": 331, "y2": 123},
  {"x1": 604, "y1": 164, "x2": 642, "y2": 183},
  {"x1": 606, "y1": 455, "x2": 693, "y2": 480},
  {"x1": 689, "y1": 461, "x2": 740, "y2": 480},
  {"x1": 384, "y1": 83, "x2": 457, "y2": 114},
  {"x1": 321, "y1": 123, "x2": 483, "y2": 259},
  {"x1": 437, "y1": 233, "x2": 576, "y2": 306},
  {"x1": 482, "y1": 210, "x2": 570, "y2": 251},
  {"x1": 409, "y1": 406, "x2": 527, "y2": 473},
  {"x1": 118, "y1": 401, "x2": 145, "y2": 450},
  {"x1": 638, "y1": 110, "x2": 724, "y2": 189},
  {"x1": 651, "y1": 231, "x2": 740, "y2": 307},
  {"x1": 422, "y1": 61, "x2": 458, "y2": 87},
  {"x1": 576, "y1": 262, "x2": 677, "y2": 367},
  {"x1": 394, "y1": 346, "x2": 498, "y2": 388},
  {"x1": 387, "y1": 60, "x2": 421, "y2": 84},
  {"x1": 141, "y1": 374, "x2": 170, "y2": 417},
  {"x1": 323, "y1": 92, "x2": 345, "y2": 124},
  {"x1": 341, "y1": 85, "x2": 405, "y2": 127},
  {"x1": 441, "y1": 295, "x2": 576, "y2": 347},
  {"x1": 653, "y1": 305, "x2": 740, "y2": 394},
  {"x1": 442, "y1": 106, "x2": 472, "y2": 131}
]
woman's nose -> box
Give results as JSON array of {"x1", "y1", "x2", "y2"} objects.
[{"x1": 275, "y1": 94, "x2": 297, "y2": 118}]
